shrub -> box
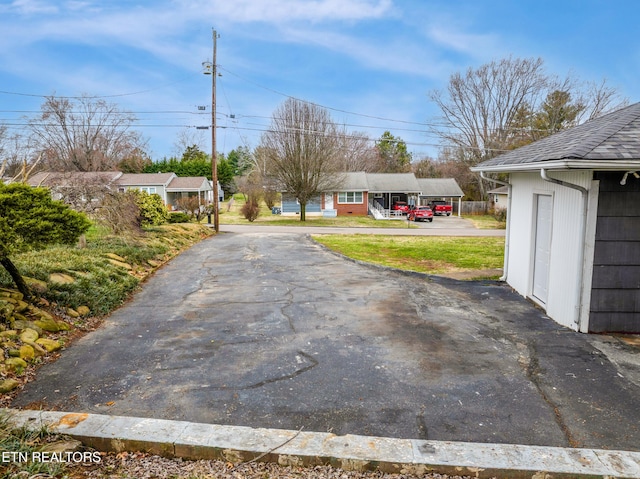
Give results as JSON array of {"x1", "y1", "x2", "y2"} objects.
[
  {"x1": 135, "y1": 191, "x2": 169, "y2": 226},
  {"x1": 241, "y1": 197, "x2": 260, "y2": 222},
  {"x1": 96, "y1": 191, "x2": 143, "y2": 235},
  {"x1": 168, "y1": 211, "x2": 191, "y2": 223}
]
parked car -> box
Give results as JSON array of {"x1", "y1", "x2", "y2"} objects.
[
  {"x1": 429, "y1": 200, "x2": 453, "y2": 216},
  {"x1": 391, "y1": 201, "x2": 410, "y2": 214},
  {"x1": 408, "y1": 205, "x2": 434, "y2": 222}
]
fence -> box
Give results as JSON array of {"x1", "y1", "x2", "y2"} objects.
[{"x1": 457, "y1": 201, "x2": 489, "y2": 215}]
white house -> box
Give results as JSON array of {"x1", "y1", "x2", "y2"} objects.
[
  {"x1": 28, "y1": 171, "x2": 215, "y2": 210},
  {"x1": 472, "y1": 102, "x2": 640, "y2": 334}
]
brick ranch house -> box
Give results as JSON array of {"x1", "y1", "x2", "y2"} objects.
[{"x1": 280, "y1": 172, "x2": 463, "y2": 219}]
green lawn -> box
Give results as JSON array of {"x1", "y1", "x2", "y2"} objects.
[{"x1": 312, "y1": 234, "x2": 505, "y2": 276}]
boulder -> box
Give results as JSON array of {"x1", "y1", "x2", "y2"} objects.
[
  {"x1": 35, "y1": 338, "x2": 62, "y2": 352},
  {"x1": 105, "y1": 252, "x2": 127, "y2": 262},
  {"x1": 66, "y1": 308, "x2": 80, "y2": 318},
  {"x1": 5, "y1": 357, "x2": 27, "y2": 371},
  {"x1": 19, "y1": 344, "x2": 35, "y2": 361},
  {"x1": 0, "y1": 378, "x2": 20, "y2": 393},
  {"x1": 76, "y1": 306, "x2": 91, "y2": 317},
  {"x1": 24, "y1": 277, "x2": 48, "y2": 293},
  {"x1": 28, "y1": 305, "x2": 54, "y2": 321},
  {"x1": 34, "y1": 318, "x2": 70, "y2": 332},
  {"x1": 19, "y1": 328, "x2": 39, "y2": 343},
  {"x1": 108, "y1": 258, "x2": 132, "y2": 270},
  {"x1": 14, "y1": 300, "x2": 29, "y2": 313},
  {"x1": 0, "y1": 330, "x2": 18, "y2": 339},
  {"x1": 49, "y1": 272, "x2": 75, "y2": 285}
]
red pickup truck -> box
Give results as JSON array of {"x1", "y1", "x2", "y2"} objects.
[{"x1": 429, "y1": 200, "x2": 453, "y2": 216}]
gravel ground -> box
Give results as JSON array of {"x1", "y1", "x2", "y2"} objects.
[{"x1": 67, "y1": 452, "x2": 490, "y2": 479}]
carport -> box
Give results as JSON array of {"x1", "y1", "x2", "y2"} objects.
[{"x1": 417, "y1": 178, "x2": 464, "y2": 217}]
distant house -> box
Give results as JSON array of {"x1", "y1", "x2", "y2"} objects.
[
  {"x1": 27, "y1": 171, "x2": 216, "y2": 210},
  {"x1": 280, "y1": 172, "x2": 463, "y2": 219},
  {"x1": 472, "y1": 102, "x2": 640, "y2": 334},
  {"x1": 416, "y1": 178, "x2": 465, "y2": 217},
  {"x1": 487, "y1": 185, "x2": 509, "y2": 211}
]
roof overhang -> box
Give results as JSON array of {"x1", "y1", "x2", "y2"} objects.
[{"x1": 471, "y1": 159, "x2": 640, "y2": 173}]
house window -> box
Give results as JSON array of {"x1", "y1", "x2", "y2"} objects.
[
  {"x1": 140, "y1": 187, "x2": 156, "y2": 194},
  {"x1": 338, "y1": 192, "x2": 363, "y2": 204}
]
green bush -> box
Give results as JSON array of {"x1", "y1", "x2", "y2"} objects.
[
  {"x1": 134, "y1": 191, "x2": 169, "y2": 226},
  {"x1": 168, "y1": 211, "x2": 191, "y2": 223}
]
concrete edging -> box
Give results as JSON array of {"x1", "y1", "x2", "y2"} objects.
[{"x1": 5, "y1": 409, "x2": 640, "y2": 478}]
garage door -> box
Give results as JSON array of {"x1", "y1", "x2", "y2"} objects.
[{"x1": 532, "y1": 194, "x2": 553, "y2": 305}]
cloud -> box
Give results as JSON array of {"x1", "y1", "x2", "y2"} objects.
[
  {"x1": 428, "y1": 25, "x2": 499, "y2": 59},
  {"x1": 0, "y1": 0, "x2": 58, "y2": 14},
  {"x1": 188, "y1": 0, "x2": 394, "y2": 24}
]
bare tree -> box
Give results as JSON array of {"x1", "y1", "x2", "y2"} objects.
[
  {"x1": 260, "y1": 98, "x2": 344, "y2": 221},
  {"x1": 429, "y1": 57, "x2": 628, "y2": 200},
  {"x1": 578, "y1": 78, "x2": 629, "y2": 122},
  {"x1": 29, "y1": 94, "x2": 148, "y2": 172},
  {"x1": 334, "y1": 129, "x2": 378, "y2": 172},
  {"x1": 172, "y1": 127, "x2": 207, "y2": 158},
  {"x1": 429, "y1": 57, "x2": 548, "y2": 199}
]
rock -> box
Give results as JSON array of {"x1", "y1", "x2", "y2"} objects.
[
  {"x1": 19, "y1": 328, "x2": 39, "y2": 343},
  {"x1": 12, "y1": 318, "x2": 44, "y2": 334},
  {"x1": 49, "y1": 272, "x2": 75, "y2": 285},
  {"x1": 35, "y1": 338, "x2": 62, "y2": 352},
  {"x1": 0, "y1": 300, "x2": 15, "y2": 316},
  {"x1": 23, "y1": 340, "x2": 47, "y2": 356},
  {"x1": 0, "y1": 378, "x2": 20, "y2": 393},
  {"x1": 28, "y1": 305, "x2": 54, "y2": 321},
  {"x1": 24, "y1": 276, "x2": 48, "y2": 293},
  {"x1": 8, "y1": 349, "x2": 20, "y2": 357},
  {"x1": 147, "y1": 259, "x2": 162, "y2": 267},
  {"x1": 12, "y1": 312, "x2": 28, "y2": 323},
  {"x1": 105, "y1": 252, "x2": 127, "y2": 262},
  {"x1": 0, "y1": 330, "x2": 18, "y2": 339},
  {"x1": 108, "y1": 258, "x2": 132, "y2": 270},
  {"x1": 19, "y1": 344, "x2": 35, "y2": 361},
  {"x1": 14, "y1": 300, "x2": 29, "y2": 313},
  {"x1": 5, "y1": 357, "x2": 27, "y2": 371},
  {"x1": 34, "y1": 318, "x2": 70, "y2": 332},
  {"x1": 66, "y1": 308, "x2": 80, "y2": 318},
  {"x1": 76, "y1": 306, "x2": 91, "y2": 317}
]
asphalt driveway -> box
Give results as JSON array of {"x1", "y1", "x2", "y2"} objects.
[{"x1": 14, "y1": 229, "x2": 640, "y2": 451}]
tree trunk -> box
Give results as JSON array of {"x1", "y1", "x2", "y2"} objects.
[
  {"x1": 300, "y1": 202, "x2": 306, "y2": 221},
  {"x1": 0, "y1": 256, "x2": 32, "y2": 300}
]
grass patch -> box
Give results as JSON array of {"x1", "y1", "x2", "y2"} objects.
[
  {"x1": 0, "y1": 223, "x2": 213, "y2": 316},
  {"x1": 465, "y1": 215, "x2": 506, "y2": 229},
  {"x1": 313, "y1": 235, "x2": 505, "y2": 275},
  {"x1": 0, "y1": 411, "x2": 71, "y2": 478}
]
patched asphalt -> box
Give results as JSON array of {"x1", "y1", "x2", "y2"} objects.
[{"x1": 13, "y1": 228, "x2": 640, "y2": 452}]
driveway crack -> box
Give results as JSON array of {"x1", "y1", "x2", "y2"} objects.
[{"x1": 521, "y1": 341, "x2": 580, "y2": 447}]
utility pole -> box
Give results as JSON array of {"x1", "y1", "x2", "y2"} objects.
[{"x1": 203, "y1": 28, "x2": 220, "y2": 232}]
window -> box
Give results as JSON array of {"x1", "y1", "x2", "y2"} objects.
[
  {"x1": 338, "y1": 191, "x2": 363, "y2": 204},
  {"x1": 139, "y1": 187, "x2": 157, "y2": 194}
]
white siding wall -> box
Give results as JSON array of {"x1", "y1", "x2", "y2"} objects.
[{"x1": 507, "y1": 171, "x2": 593, "y2": 330}]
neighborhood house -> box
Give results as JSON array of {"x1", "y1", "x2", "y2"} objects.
[
  {"x1": 280, "y1": 172, "x2": 463, "y2": 219},
  {"x1": 27, "y1": 171, "x2": 221, "y2": 210},
  {"x1": 473, "y1": 102, "x2": 640, "y2": 334}
]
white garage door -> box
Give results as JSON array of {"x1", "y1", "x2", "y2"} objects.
[{"x1": 532, "y1": 194, "x2": 553, "y2": 305}]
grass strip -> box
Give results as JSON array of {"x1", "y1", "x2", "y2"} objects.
[{"x1": 312, "y1": 235, "x2": 505, "y2": 275}]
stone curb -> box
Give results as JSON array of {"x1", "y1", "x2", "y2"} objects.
[{"x1": 5, "y1": 409, "x2": 640, "y2": 478}]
